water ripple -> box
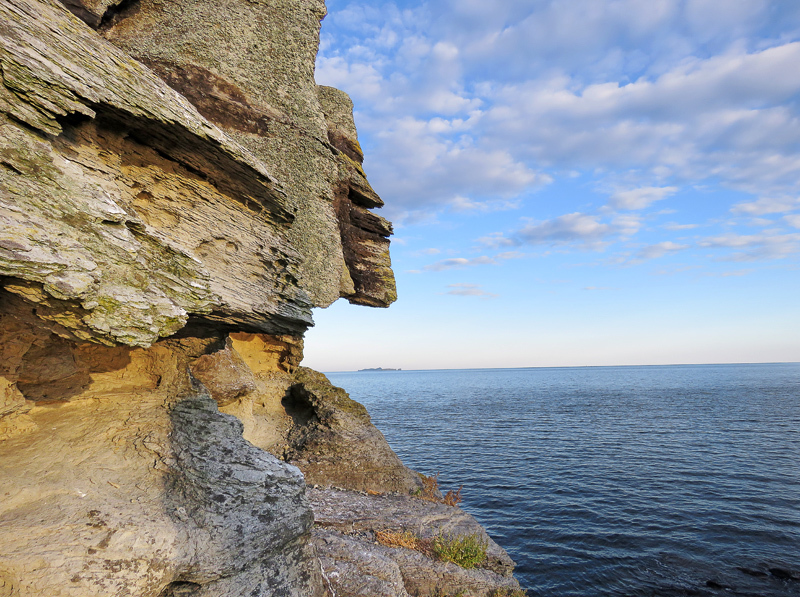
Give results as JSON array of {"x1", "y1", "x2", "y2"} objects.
[{"x1": 329, "y1": 364, "x2": 800, "y2": 596}]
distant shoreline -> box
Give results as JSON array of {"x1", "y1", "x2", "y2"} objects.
[{"x1": 331, "y1": 361, "x2": 800, "y2": 374}]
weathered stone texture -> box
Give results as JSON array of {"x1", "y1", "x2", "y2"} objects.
[
  {"x1": 0, "y1": 0, "x2": 521, "y2": 595},
  {"x1": 0, "y1": 0, "x2": 314, "y2": 347},
  {"x1": 319, "y1": 86, "x2": 398, "y2": 307},
  {"x1": 98, "y1": 0, "x2": 396, "y2": 309},
  {"x1": 283, "y1": 367, "x2": 422, "y2": 493},
  {"x1": 0, "y1": 305, "x2": 324, "y2": 596},
  {"x1": 311, "y1": 488, "x2": 523, "y2": 597}
]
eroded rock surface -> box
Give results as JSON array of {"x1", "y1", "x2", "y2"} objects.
[
  {"x1": 311, "y1": 488, "x2": 523, "y2": 597},
  {"x1": 0, "y1": 305, "x2": 323, "y2": 596},
  {"x1": 97, "y1": 0, "x2": 396, "y2": 308},
  {"x1": 0, "y1": 0, "x2": 520, "y2": 595},
  {"x1": 1, "y1": 0, "x2": 312, "y2": 346},
  {"x1": 283, "y1": 368, "x2": 422, "y2": 493}
]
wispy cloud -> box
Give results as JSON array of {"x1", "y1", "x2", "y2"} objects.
[
  {"x1": 704, "y1": 269, "x2": 755, "y2": 277},
  {"x1": 449, "y1": 196, "x2": 521, "y2": 213},
  {"x1": 445, "y1": 283, "x2": 498, "y2": 298},
  {"x1": 481, "y1": 212, "x2": 642, "y2": 251},
  {"x1": 319, "y1": 1, "x2": 800, "y2": 223},
  {"x1": 423, "y1": 251, "x2": 524, "y2": 271},
  {"x1": 700, "y1": 232, "x2": 800, "y2": 261},
  {"x1": 516, "y1": 213, "x2": 614, "y2": 248},
  {"x1": 635, "y1": 241, "x2": 689, "y2": 260},
  {"x1": 785, "y1": 214, "x2": 800, "y2": 228},
  {"x1": 731, "y1": 196, "x2": 800, "y2": 215},
  {"x1": 424, "y1": 256, "x2": 495, "y2": 271},
  {"x1": 663, "y1": 222, "x2": 700, "y2": 230},
  {"x1": 610, "y1": 186, "x2": 678, "y2": 210}
]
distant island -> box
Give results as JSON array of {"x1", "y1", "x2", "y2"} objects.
[{"x1": 358, "y1": 367, "x2": 402, "y2": 371}]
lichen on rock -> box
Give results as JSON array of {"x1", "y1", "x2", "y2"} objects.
[{"x1": 0, "y1": 0, "x2": 520, "y2": 595}]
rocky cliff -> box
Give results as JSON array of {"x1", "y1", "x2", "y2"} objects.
[{"x1": 0, "y1": 1, "x2": 522, "y2": 595}]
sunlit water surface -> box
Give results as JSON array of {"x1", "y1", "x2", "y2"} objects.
[{"x1": 327, "y1": 364, "x2": 800, "y2": 596}]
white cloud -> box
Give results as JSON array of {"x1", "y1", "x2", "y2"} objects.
[
  {"x1": 423, "y1": 250, "x2": 524, "y2": 270},
  {"x1": 424, "y1": 256, "x2": 495, "y2": 271},
  {"x1": 699, "y1": 232, "x2": 800, "y2": 260},
  {"x1": 479, "y1": 43, "x2": 800, "y2": 196},
  {"x1": 610, "y1": 186, "x2": 678, "y2": 210},
  {"x1": 363, "y1": 115, "x2": 547, "y2": 219},
  {"x1": 731, "y1": 196, "x2": 800, "y2": 215},
  {"x1": 449, "y1": 196, "x2": 521, "y2": 213},
  {"x1": 635, "y1": 241, "x2": 689, "y2": 260},
  {"x1": 611, "y1": 214, "x2": 644, "y2": 237},
  {"x1": 445, "y1": 283, "x2": 498, "y2": 298},
  {"x1": 494, "y1": 251, "x2": 526, "y2": 260},
  {"x1": 318, "y1": 0, "x2": 800, "y2": 269},
  {"x1": 316, "y1": 56, "x2": 385, "y2": 101},
  {"x1": 663, "y1": 222, "x2": 700, "y2": 230},
  {"x1": 481, "y1": 211, "x2": 644, "y2": 251},
  {"x1": 785, "y1": 214, "x2": 800, "y2": 228},
  {"x1": 516, "y1": 213, "x2": 613, "y2": 248},
  {"x1": 478, "y1": 232, "x2": 516, "y2": 248},
  {"x1": 707, "y1": 269, "x2": 755, "y2": 277}
]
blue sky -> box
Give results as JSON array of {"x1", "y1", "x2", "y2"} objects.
[{"x1": 304, "y1": 0, "x2": 800, "y2": 371}]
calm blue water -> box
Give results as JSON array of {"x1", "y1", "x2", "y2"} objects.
[{"x1": 327, "y1": 364, "x2": 800, "y2": 596}]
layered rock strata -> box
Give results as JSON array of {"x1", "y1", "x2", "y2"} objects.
[
  {"x1": 0, "y1": 0, "x2": 521, "y2": 595},
  {"x1": 97, "y1": 0, "x2": 396, "y2": 309}
]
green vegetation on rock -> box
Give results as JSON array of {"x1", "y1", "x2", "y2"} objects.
[{"x1": 432, "y1": 532, "x2": 488, "y2": 569}]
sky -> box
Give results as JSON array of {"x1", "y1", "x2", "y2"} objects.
[{"x1": 304, "y1": 0, "x2": 800, "y2": 372}]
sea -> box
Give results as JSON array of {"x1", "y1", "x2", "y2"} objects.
[{"x1": 326, "y1": 363, "x2": 800, "y2": 597}]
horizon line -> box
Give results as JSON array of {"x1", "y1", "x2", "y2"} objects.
[{"x1": 320, "y1": 360, "x2": 800, "y2": 374}]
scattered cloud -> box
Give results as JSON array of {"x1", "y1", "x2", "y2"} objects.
[
  {"x1": 731, "y1": 196, "x2": 800, "y2": 215},
  {"x1": 478, "y1": 232, "x2": 516, "y2": 248},
  {"x1": 445, "y1": 283, "x2": 498, "y2": 298},
  {"x1": 363, "y1": 116, "x2": 548, "y2": 220},
  {"x1": 663, "y1": 222, "x2": 700, "y2": 230},
  {"x1": 494, "y1": 251, "x2": 526, "y2": 260},
  {"x1": 652, "y1": 265, "x2": 703, "y2": 275},
  {"x1": 635, "y1": 241, "x2": 690, "y2": 260},
  {"x1": 482, "y1": 212, "x2": 643, "y2": 251},
  {"x1": 317, "y1": 0, "x2": 800, "y2": 307},
  {"x1": 424, "y1": 256, "x2": 495, "y2": 271},
  {"x1": 610, "y1": 186, "x2": 678, "y2": 210},
  {"x1": 699, "y1": 232, "x2": 800, "y2": 260},
  {"x1": 449, "y1": 196, "x2": 521, "y2": 213},
  {"x1": 423, "y1": 250, "x2": 523, "y2": 271},
  {"x1": 785, "y1": 214, "x2": 800, "y2": 228},
  {"x1": 516, "y1": 213, "x2": 615, "y2": 248},
  {"x1": 704, "y1": 269, "x2": 755, "y2": 277}
]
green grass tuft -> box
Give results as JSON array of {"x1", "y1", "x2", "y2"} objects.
[{"x1": 432, "y1": 532, "x2": 487, "y2": 569}]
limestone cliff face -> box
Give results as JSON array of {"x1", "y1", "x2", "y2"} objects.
[{"x1": 0, "y1": 1, "x2": 520, "y2": 596}]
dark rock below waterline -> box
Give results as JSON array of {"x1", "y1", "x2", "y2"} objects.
[{"x1": 768, "y1": 567, "x2": 799, "y2": 581}]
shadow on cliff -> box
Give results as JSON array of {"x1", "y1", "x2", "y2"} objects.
[{"x1": 158, "y1": 373, "x2": 323, "y2": 597}]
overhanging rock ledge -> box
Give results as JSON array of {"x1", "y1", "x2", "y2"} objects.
[{"x1": 0, "y1": 1, "x2": 521, "y2": 595}]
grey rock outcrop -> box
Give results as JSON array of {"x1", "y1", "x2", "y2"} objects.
[{"x1": 311, "y1": 488, "x2": 523, "y2": 596}]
